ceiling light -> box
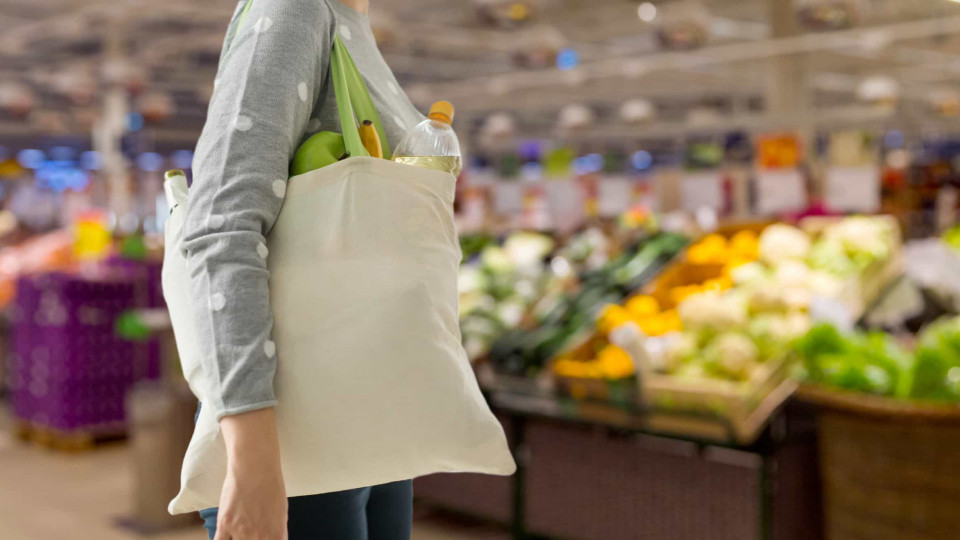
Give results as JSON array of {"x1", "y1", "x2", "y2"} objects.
[
  {"x1": 620, "y1": 99, "x2": 656, "y2": 123},
  {"x1": 856, "y1": 75, "x2": 899, "y2": 104},
  {"x1": 638, "y1": 2, "x2": 658, "y2": 23}
]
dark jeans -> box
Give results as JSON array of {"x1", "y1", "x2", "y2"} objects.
[{"x1": 200, "y1": 480, "x2": 414, "y2": 540}]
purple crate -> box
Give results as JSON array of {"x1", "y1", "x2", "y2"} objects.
[{"x1": 10, "y1": 267, "x2": 160, "y2": 433}]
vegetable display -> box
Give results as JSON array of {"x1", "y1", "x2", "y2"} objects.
[
  {"x1": 796, "y1": 319, "x2": 960, "y2": 402},
  {"x1": 488, "y1": 232, "x2": 688, "y2": 377},
  {"x1": 458, "y1": 231, "x2": 561, "y2": 361},
  {"x1": 573, "y1": 216, "x2": 899, "y2": 388}
]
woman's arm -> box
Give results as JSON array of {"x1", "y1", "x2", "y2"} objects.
[
  {"x1": 183, "y1": 1, "x2": 332, "y2": 537},
  {"x1": 216, "y1": 409, "x2": 287, "y2": 540},
  {"x1": 184, "y1": 0, "x2": 329, "y2": 419}
]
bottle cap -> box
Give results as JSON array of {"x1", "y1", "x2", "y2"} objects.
[
  {"x1": 164, "y1": 169, "x2": 189, "y2": 207},
  {"x1": 428, "y1": 101, "x2": 454, "y2": 124}
]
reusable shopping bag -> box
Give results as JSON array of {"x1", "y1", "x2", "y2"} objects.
[{"x1": 163, "y1": 30, "x2": 515, "y2": 515}]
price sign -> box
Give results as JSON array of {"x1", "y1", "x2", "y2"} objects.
[
  {"x1": 756, "y1": 134, "x2": 802, "y2": 170},
  {"x1": 755, "y1": 169, "x2": 807, "y2": 215},
  {"x1": 825, "y1": 166, "x2": 880, "y2": 212},
  {"x1": 598, "y1": 176, "x2": 633, "y2": 216},
  {"x1": 492, "y1": 182, "x2": 524, "y2": 215},
  {"x1": 681, "y1": 171, "x2": 723, "y2": 212},
  {"x1": 543, "y1": 180, "x2": 584, "y2": 232}
]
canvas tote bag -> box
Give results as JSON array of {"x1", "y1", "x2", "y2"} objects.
[{"x1": 163, "y1": 31, "x2": 515, "y2": 515}]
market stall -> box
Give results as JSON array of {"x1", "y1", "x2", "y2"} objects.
[{"x1": 416, "y1": 212, "x2": 929, "y2": 540}]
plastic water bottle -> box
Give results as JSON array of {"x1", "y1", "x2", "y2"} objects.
[
  {"x1": 392, "y1": 101, "x2": 462, "y2": 177},
  {"x1": 164, "y1": 169, "x2": 189, "y2": 210}
]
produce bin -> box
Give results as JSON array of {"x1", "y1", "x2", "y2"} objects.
[
  {"x1": 522, "y1": 418, "x2": 760, "y2": 540},
  {"x1": 798, "y1": 384, "x2": 960, "y2": 540}
]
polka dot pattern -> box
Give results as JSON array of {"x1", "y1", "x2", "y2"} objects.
[
  {"x1": 264, "y1": 340, "x2": 276, "y2": 358},
  {"x1": 209, "y1": 215, "x2": 225, "y2": 229},
  {"x1": 339, "y1": 25, "x2": 352, "y2": 40},
  {"x1": 298, "y1": 82, "x2": 309, "y2": 102},
  {"x1": 210, "y1": 293, "x2": 226, "y2": 312},
  {"x1": 234, "y1": 115, "x2": 253, "y2": 132},
  {"x1": 272, "y1": 179, "x2": 286, "y2": 198},
  {"x1": 254, "y1": 17, "x2": 273, "y2": 33},
  {"x1": 257, "y1": 242, "x2": 269, "y2": 259}
]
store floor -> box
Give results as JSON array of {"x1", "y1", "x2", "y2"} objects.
[{"x1": 0, "y1": 406, "x2": 507, "y2": 540}]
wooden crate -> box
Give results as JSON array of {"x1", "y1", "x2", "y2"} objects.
[
  {"x1": 551, "y1": 333, "x2": 793, "y2": 443},
  {"x1": 798, "y1": 215, "x2": 903, "y2": 321},
  {"x1": 642, "y1": 356, "x2": 797, "y2": 444},
  {"x1": 643, "y1": 260, "x2": 726, "y2": 310},
  {"x1": 13, "y1": 419, "x2": 126, "y2": 451}
]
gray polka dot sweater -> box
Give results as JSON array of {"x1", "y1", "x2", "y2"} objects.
[{"x1": 183, "y1": 0, "x2": 424, "y2": 419}]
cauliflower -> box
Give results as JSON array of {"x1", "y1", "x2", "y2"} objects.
[
  {"x1": 748, "y1": 312, "x2": 811, "y2": 357},
  {"x1": 496, "y1": 300, "x2": 527, "y2": 328},
  {"x1": 503, "y1": 232, "x2": 555, "y2": 274},
  {"x1": 730, "y1": 261, "x2": 769, "y2": 286},
  {"x1": 774, "y1": 260, "x2": 810, "y2": 288},
  {"x1": 784, "y1": 311, "x2": 812, "y2": 338},
  {"x1": 749, "y1": 282, "x2": 811, "y2": 313},
  {"x1": 678, "y1": 291, "x2": 747, "y2": 331},
  {"x1": 704, "y1": 333, "x2": 759, "y2": 381},
  {"x1": 750, "y1": 282, "x2": 788, "y2": 312},
  {"x1": 807, "y1": 238, "x2": 857, "y2": 276},
  {"x1": 806, "y1": 270, "x2": 844, "y2": 298},
  {"x1": 458, "y1": 265, "x2": 485, "y2": 294},
  {"x1": 480, "y1": 246, "x2": 515, "y2": 275},
  {"x1": 662, "y1": 332, "x2": 697, "y2": 373},
  {"x1": 810, "y1": 218, "x2": 896, "y2": 276},
  {"x1": 758, "y1": 224, "x2": 811, "y2": 265},
  {"x1": 822, "y1": 217, "x2": 893, "y2": 266}
]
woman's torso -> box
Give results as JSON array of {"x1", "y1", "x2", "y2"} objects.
[{"x1": 221, "y1": 0, "x2": 424, "y2": 153}]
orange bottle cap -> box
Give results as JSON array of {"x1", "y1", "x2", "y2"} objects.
[{"x1": 428, "y1": 100, "x2": 454, "y2": 124}]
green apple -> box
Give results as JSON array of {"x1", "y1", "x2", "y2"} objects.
[{"x1": 290, "y1": 131, "x2": 347, "y2": 176}]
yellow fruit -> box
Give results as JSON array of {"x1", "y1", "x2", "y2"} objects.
[
  {"x1": 700, "y1": 234, "x2": 728, "y2": 250},
  {"x1": 597, "y1": 304, "x2": 632, "y2": 335},
  {"x1": 598, "y1": 344, "x2": 635, "y2": 378},
  {"x1": 642, "y1": 317, "x2": 665, "y2": 336},
  {"x1": 687, "y1": 244, "x2": 712, "y2": 264},
  {"x1": 661, "y1": 309, "x2": 683, "y2": 332},
  {"x1": 626, "y1": 295, "x2": 660, "y2": 317},
  {"x1": 724, "y1": 257, "x2": 752, "y2": 271},
  {"x1": 730, "y1": 230, "x2": 759, "y2": 258},
  {"x1": 670, "y1": 286, "x2": 698, "y2": 306}
]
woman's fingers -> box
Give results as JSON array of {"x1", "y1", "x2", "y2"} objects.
[{"x1": 212, "y1": 524, "x2": 230, "y2": 540}]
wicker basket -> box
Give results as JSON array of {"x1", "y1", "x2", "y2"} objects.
[{"x1": 797, "y1": 384, "x2": 960, "y2": 540}]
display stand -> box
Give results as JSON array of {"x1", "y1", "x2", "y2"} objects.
[{"x1": 415, "y1": 388, "x2": 822, "y2": 540}]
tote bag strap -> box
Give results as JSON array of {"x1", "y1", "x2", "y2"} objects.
[
  {"x1": 335, "y1": 36, "x2": 392, "y2": 159},
  {"x1": 234, "y1": 1, "x2": 392, "y2": 159}
]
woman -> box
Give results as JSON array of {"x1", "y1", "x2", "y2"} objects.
[{"x1": 183, "y1": 0, "x2": 424, "y2": 538}]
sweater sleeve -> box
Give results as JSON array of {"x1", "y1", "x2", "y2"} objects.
[{"x1": 183, "y1": 0, "x2": 333, "y2": 419}]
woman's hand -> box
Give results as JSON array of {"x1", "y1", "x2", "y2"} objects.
[{"x1": 215, "y1": 408, "x2": 288, "y2": 540}]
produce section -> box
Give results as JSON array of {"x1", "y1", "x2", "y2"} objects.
[
  {"x1": 457, "y1": 214, "x2": 907, "y2": 444},
  {"x1": 10, "y1": 1, "x2": 960, "y2": 539}
]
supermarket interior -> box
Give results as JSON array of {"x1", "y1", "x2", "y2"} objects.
[{"x1": 4, "y1": 0, "x2": 960, "y2": 539}]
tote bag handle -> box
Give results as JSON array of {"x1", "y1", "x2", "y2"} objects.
[
  {"x1": 234, "y1": 1, "x2": 392, "y2": 159},
  {"x1": 330, "y1": 35, "x2": 392, "y2": 159}
]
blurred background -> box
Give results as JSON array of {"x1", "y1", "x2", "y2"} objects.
[{"x1": 4, "y1": 0, "x2": 960, "y2": 539}]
